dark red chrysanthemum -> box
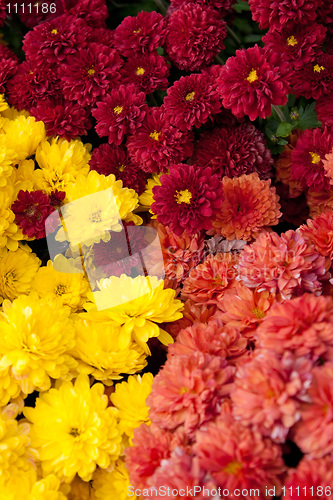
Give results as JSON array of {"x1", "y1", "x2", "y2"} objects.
[
  {"x1": 23, "y1": 14, "x2": 91, "y2": 68},
  {"x1": 0, "y1": 45, "x2": 19, "y2": 94},
  {"x1": 151, "y1": 164, "x2": 223, "y2": 235},
  {"x1": 169, "y1": 0, "x2": 235, "y2": 16},
  {"x1": 291, "y1": 53, "x2": 333, "y2": 100},
  {"x1": 49, "y1": 190, "x2": 66, "y2": 209},
  {"x1": 290, "y1": 127, "x2": 333, "y2": 192},
  {"x1": 0, "y1": 0, "x2": 7, "y2": 26},
  {"x1": 316, "y1": 92, "x2": 333, "y2": 128},
  {"x1": 165, "y1": 3, "x2": 227, "y2": 72},
  {"x1": 248, "y1": 0, "x2": 321, "y2": 31},
  {"x1": 89, "y1": 143, "x2": 148, "y2": 195},
  {"x1": 66, "y1": 0, "x2": 108, "y2": 27},
  {"x1": 11, "y1": 190, "x2": 55, "y2": 239},
  {"x1": 164, "y1": 73, "x2": 221, "y2": 132},
  {"x1": 217, "y1": 45, "x2": 291, "y2": 120},
  {"x1": 113, "y1": 11, "x2": 166, "y2": 57},
  {"x1": 121, "y1": 52, "x2": 169, "y2": 94},
  {"x1": 262, "y1": 23, "x2": 327, "y2": 70},
  {"x1": 126, "y1": 107, "x2": 194, "y2": 174},
  {"x1": 30, "y1": 97, "x2": 92, "y2": 140},
  {"x1": 59, "y1": 43, "x2": 123, "y2": 107},
  {"x1": 86, "y1": 27, "x2": 114, "y2": 47},
  {"x1": 191, "y1": 123, "x2": 273, "y2": 180},
  {"x1": 92, "y1": 84, "x2": 148, "y2": 145}
]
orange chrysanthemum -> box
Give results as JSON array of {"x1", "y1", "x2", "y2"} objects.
[
  {"x1": 165, "y1": 299, "x2": 217, "y2": 339},
  {"x1": 323, "y1": 150, "x2": 333, "y2": 185},
  {"x1": 211, "y1": 173, "x2": 281, "y2": 241},
  {"x1": 299, "y1": 210, "x2": 333, "y2": 260},
  {"x1": 275, "y1": 129, "x2": 305, "y2": 198},
  {"x1": 306, "y1": 188, "x2": 333, "y2": 218}
]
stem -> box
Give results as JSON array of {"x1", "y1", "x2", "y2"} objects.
[
  {"x1": 215, "y1": 53, "x2": 225, "y2": 65},
  {"x1": 153, "y1": 0, "x2": 168, "y2": 15},
  {"x1": 271, "y1": 104, "x2": 286, "y2": 122},
  {"x1": 226, "y1": 26, "x2": 243, "y2": 48}
]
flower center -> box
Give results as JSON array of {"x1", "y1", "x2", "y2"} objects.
[
  {"x1": 246, "y1": 68, "x2": 258, "y2": 83},
  {"x1": 175, "y1": 189, "x2": 192, "y2": 204},
  {"x1": 91, "y1": 210, "x2": 102, "y2": 223},
  {"x1": 287, "y1": 36, "x2": 298, "y2": 46},
  {"x1": 309, "y1": 151, "x2": 321, "y2": 164},
  {"x1": 114, "y1": 105, "x2": 123, "y2": 114},
  {"x1": 4, "y1": 271, "x2": 16, "y2": 285},
  {"x1": 133, "y1": 28, "x2": 141, "y2": 34},
  {"x1": 25, "y1": 204, "x2": 41, "y2": 221},
  {"x1": 55, "y1": 284, "x2": 68, "y2": 296},
  {"x1": 70, "y1": 427, "x2": 80, "y2": 438},
  {"x1": 252, "y1": 308, "x2": 265, "y2": 319},
  {"x1": 313, "y1": 64, "x2": 325, "y2": 73},
  {"x1": 87, "y1": 67, "x2": 95, "y2": 75},
  {"x1": 136, "y1": 67, "x2": 145, "y2": 75},
  {"x1": 150, "y1": 130, "x2": 161, "y2": 141},
  {"x1": 224, "y1": 461, "x2": 242, "y2": 475},
  {"x1": 118, "y1": 164, "x2": 126, "y2": 172},
  {"x1": 185, "y1": 92, "x2": 195, "y2": 102},
  {"x1": 51, "y1": 29, "x2": 58, "y2": 34}
]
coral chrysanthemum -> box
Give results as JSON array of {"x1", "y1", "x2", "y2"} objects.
[
  {"x1": 24, "y1": 375, "x2": 122, "y2": 482},
  {"x1": 323, "y1": 150, "x2": 333, "y2": 186},
  {"x1": 237, "y1": 230, "x2": 328, "y2": 300},
  {"x1": 0, "y1": 246, "x2": 40, "y2": 302},
  {"x1": 211, "y1": 173, "x2": 281, "y2": 241},
  {"x1": 248, "y1": 0, "x2": 320, "y2": 31},
  {"x1": 299, "y1": 210, "x2": 333, "y2": 259},
  {"x1": 11, "y1": 190, "x2": 55, "y2": 240},
  {"x1": 283, "y1": 456, "x2": 333, "y2": 498},
  {"x1": 151, "y1": 164, "x2": 222, "y2": 235},
  {"x1": 217, "y1": 45, "x2": 291, "y2": 120}
]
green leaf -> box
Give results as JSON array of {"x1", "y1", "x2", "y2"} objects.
[
  {"x1": 297, "y1": 102, "x2": 321, "y2": 130},
  {"x1": 276, "y1": 122, "x2": 293, "y2": 137},
  {"x1": 233, "y1": 0, "x2": 251, "y2": 12},
  {"x1": 243, "y1": 34, "x2": 263, "y2": 43},
  {"x1": 277, "y1": 138, "x2": 288, "y2": 145}
]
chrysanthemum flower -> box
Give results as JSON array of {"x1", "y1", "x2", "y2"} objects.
[
  {"x1": 72, "y1": 316, "x2": 147, "y2": 382},
  {"x1": 111, "y1": 373, "x2": 153, "y2": 443},
  {"x1": 182, "y1": 253, "x2": 238, "y2": 305},
  {"x1": 211, "y1": 173, "x2": 281, "y2": 241},
  {"x1": 290, "y1": 127, "x2": 333, "y2": 192},
  {"x1": 0, "y1": 293, "x2": 77, "y2": 396},
  {"x1": 11, "y1": 190, "x2": 54, "y2": 240},
  {"x1": 93, "y1": 84, "x2": 148, "y2": 145},
  {"x1": 283, "y1": 456, "x2": 333, "y2": 499},
  {"x1": 67, "y1": 0, "x2": 108, "y2": 28},
  {"x1": 0, "y1": 49, "x2": 18, "y2": 95},
  {"x1": 292, "y1": 363, "x2": 333, "y2": 457},
  {"x1": 28, "y1": 475, "x2": 67, "y2": 500},
  {"x1": 191, "y1": 123, "x2": 273, "y2": 179},
  {"x1": 262, "y1": 23, "x2": 327, "y2": 70},
  {"x1": 0, "y1": 186, "x2": 24, "y2": 252},
  {"x1": 151, "y1": 164, "x2": 222, "y2": 235},
  {"x1": 316, "y1": 91, "x2": 333, "y2": 128},
  {"x1": 24, "y1": 374, "x2": 122, "y2": 482},
  {"x1": 323, "y1": 149, "x2": 333, "y2": 185},
  {"x1": 61, "y1": 474, "x2": 95, "y2": 500},
  {"x1": 164, "y1": 73, "x2": 221, "y2": 131},
  {"x1": 275, "y1": 129, "x2": 305, "y2": 198},
  {"x1": 165, "y1": 3, "x2": 226, "y2": 72},
  {"x1": 127, "y1": 107, "x2": 194, "y2": 174},
  {"x1": 0, "y1": 144, "x2": 16, "y2": 188},
  {"x1": 1, "y1": 114, "x2": 46, "y2": 162},
  {"x1": 139, "y1": 173, "x2": 162, "y2": 211},
  {"x1": 231, "y1": 350, "x2": 312, "y2": 442},
  {"x1": 147, "y1": 351, "x2": 234, "y2": 433},
  {"x1": 60, "y1": 43, "x2": 123, "y2": 107},
  {"x1": 165, "y1": 298, "x2": 217, "y2": 339},
  {"x1": 291, "y1": 53, "x2": 333, "y2": 99},
  {"x1": 0, "y1": 367, "x2": 21, "y2": 407},
  {"x1": 0, "y1": 246, "x2": 40, "y2": 302},
  {"x1": 248, "y1": 0, "x2": 320, "y2": 31},
  {"x1": 306, "y1": 187, "x2": 333, "y2": 218},
  {"x1": 169, "y1": 0, "x2": 234, "y2": 16},
  {"x1": 217, "y1": 45, "x2": 291, "y2": 120},
  {"x1": 299, "y1": 210, "x2": 333, "y2": 259},
  {"x1": 93, "y1": 460, "x2": 138, "y2": 500},
  {"x1": 114, "y1": 11, "x2": 166, "y2": 56},
  {"x1": 237, "y1": 230, "x2": 328, "y2": 300},
  {"x1": 194, "y1": 413, "x2": 284, "y2": 497},
  {"x1": 121, "y1": 52, "x2": 169, "y2": 94}
]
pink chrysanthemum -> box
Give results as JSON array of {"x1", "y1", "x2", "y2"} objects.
[
  {"x1": 283, "y1": 456, "x2": 333, "y2": 498},
  {"x1": 291, "y1": 53, "x2": 333, "y2": 100},
  {"x1": 165, "y1": 299, "x2": 218, "y2": 339},
  {"x1": 217, "y1": 45, "x2": 291, "y2": 121},
  {"x1": 182, "y1": 252, "x2": 238, "y2": 305},
  {"x1": 147, "y1": 351, "x2": 234, "y2": 434},
  {"x1": 191, "y1": 123, "x2": 273, "y2": 179},
  {"x1": 211, "y1": 173, "x2": 281, "y2": 241},
  {"x1": 299, "y1": 210, "x2": 333, "y2": 259},
  {"x1": 316, "y1": 92, "x2": 333, "y2": 128},
  {"x1": 290, "y1": 127, "x2": 333, "y2": 192},
  {"x1": 263, "y1": 23, "x2": 327, "y2": 71},
  {"x1": 127, "y1": 107, "x2": 193, "y2": 174},
  {"x1": 121, "y1": 52, "x2": 169, "y2": 94},
  {"x1": 92, "y1": 84, "x2": 148, "y2": 145},
  {"x1": 237, "y1": 230, "x2": 328, "y2": 301},
  {"x1": 59, "y1": 43, "x2": 122, "y2": 107},
  {"x1": 292, "y1": 363, "x2": 333, "y2": 457},
  {"x1": 114, "y1": 11, "x2": 166, "y2": 57},
  {"x1": 151, "y1": 164, "x2": 222, "y2": 235},
  {"x1": 323, "y1": 150, "x2": 333, "y2": 186},
  {"x1": 231, "y1": 350, "x2": 312, "y2": 442},
  {"x1": 165, "y1": 3, "x2": 226, "y2": 72},
  {"x1": 164, "y1": 73, "x2": 222, "y2": 131},
  {"x1": 248, "y1": 0, "x2": 321, "y2": 31},
  {"x1": 194, "y1": 413, "x2": 284, "y2": 497},
  {"x1": 11, "y1": 190, "x2": 54, "y2": 239}
]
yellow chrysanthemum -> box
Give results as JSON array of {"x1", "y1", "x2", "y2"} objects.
[
  {"x1": 1, "y1": 107, "x2": 29, "y2": 120},
  {"x1": 0, "y1": 94, "x2": 8, "y2": 112},
  {"x1": 72, "y1": 317, "x2": 147, "y2": 383},
  {"x1": 28, "y1": 475, "x2": 67, "y2": 500},
  {"x1": 111, "y1": 373, "x2": 153, "y2": 444},
  {"x1": 93, "y1": 460, "x2": 138, "y2": 500},
  {"x1": 61, "y1": 474, "x2": 97, "y2": 500},
  {"x1": 0, "y1": 293, "x2": 77, "y2": 396},
  {"x1": 34, "y1": 137, "x2": 91, "y2": 194},
  {"x1": 0, "y1": 367, "x2": 21, "y2": 407},
  {"x1": 13, "y1": 159, "x2": 37, "y2": 194},
  {"x1": 0, "y1": 144, "x2": 16, "y2": 187},
  {"x1": 139, "y1": 173, "x2": 162, "y2": 218},
  {"x1": 0, "y1": 185, "x2": 24, "y2": 251},
  {"x1": 0, "y1": 114, "x2": 46, "y2": 162},
  {"x1": 34, "y1": 259, "x2": 89, "y2": 312},
  {"x1": 84, "y1": 275, "x2": 183, "y2": 353},
  {"x1": 0, "y1": 246, "x2": 41, "y2": 302},
  {"x1": 24, "y1": 375, "x2": 122, "y2": 482}
]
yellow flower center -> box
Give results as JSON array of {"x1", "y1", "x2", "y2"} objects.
[
  {"x1": 114, "y1": 105, "x2": 123, "y2": 114},
  {"x1": 70, "y1": 427, "x2": 80, "y2": 438},
  {"x1": 246, "y1": 68, "x2": 258, "y2": 83},
  {"x1": 252, "y1": 308, "x2": 265, "y2": 319},
  {"x1": 224, "y1": 461, "x2": 242, "y2": 475},
  {"x1": 180, "y1": 387, "x2": 189, "y2": 394},
  {"x1": 90, "y1": 210, "x2": 102, "y2": 223},
  {"x1": 150, "y1": 130, "x2": 161, "y2": 141},
  {"x1": 310, "y1": 151, "x2": 321, "y2": 164},
  {"x1": 118, "y1": 164, "x2": 126, "y2": 172},
  {"x1": 175, "y1": 189, "x2": 192, "y2": 204},
  {"x1": 55, "y1": 284, "x2": 68, "y2": 296},
  {"x1": 87, "y1": 67, "x2": 95, "y2": 75},
  {"x1": 136, "y1": 67, "x2": 145, "y2": 75},
  {"x1": 185, "y1": 92, "x2": 195, "y2": 102},
  {"x1": 133, "y1": 28, "x2": 141, "y2": 34},
  {"x1": 51, "y1": 29, "x2": 58, "y2": 34},
  {"x1": 287, "y1": 36, "x2": 298, "y2": 46},
  {"x1": 313, "y1": 64, "x2": 325, "y2": 73},
  {"x1": 4, "y1": 271, "x2": 16, "y2": 285}
]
